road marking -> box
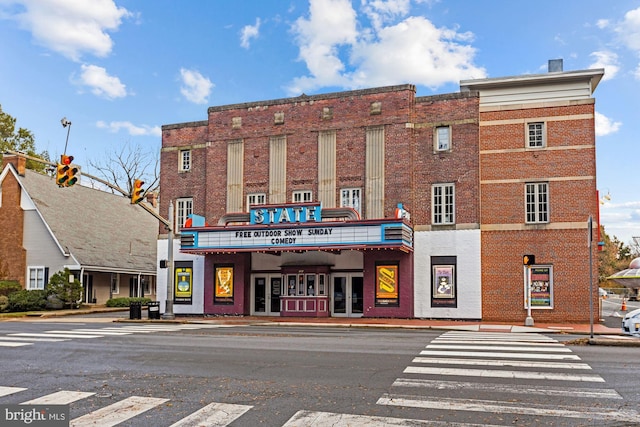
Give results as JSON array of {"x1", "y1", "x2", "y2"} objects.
[
  {"x1": 377, "y1": 394, "x2": 640, "y2": 424},
  {"x1": 282, "y1": 409, "x2": 509, "y2": 426},
  {"x1": 412, "y1": 357, "x2": 591, "y2": 370},
  {"x1": 0, "y1": 386, "x2": 27, "y2": 397},
  {"x1": 391, "y1": 378, "x2": 623, "y2": 399},
  {"x1": 435, "y1": 334, "x2": 557, "y2": 342},
  {"x1": 9, "y1": 333, "x2": 102, "y2": 339},
  {"x1": 64, "y1": 329, "x2": 132, "y2": 335},
  {"x1": 0, "y1": 341, "x2": 32, "y2": 347},
  {"x1": 45, "y1": 330, "x2": 125, "y2": 336},
  {"x1": 420, "y1": 350, "x2": 580, "y2": 360},
  {"x1": 22, "y1": 390, "x2": 95, "y2": 405},
  {"x1": 70, "y1": 396, "x2": 169, "y2": 427},
  {"x1": 0, "y1": 336, "x2": 69, "y2": 342},
  {"x1": 404, "y1": 366, "x2": 605, "y2": 382},
  {"x1": 168, "y1": 402, "x2": 253, "y2": 427},
  {"x1": 431, "y1": 339, "x2": 565, "y2": 347},
  {"x1": 426, "y1": 344, "x2": 572, "y2": 352}
]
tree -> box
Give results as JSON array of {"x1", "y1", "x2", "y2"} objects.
[
  {"x1": 87, "y1": 141, "x2": 159, "y2": 198},
  {"x1": 598, "y1": 225, "x2": 632, "y2": 288},
  {"x1": 48, "y1": 268, "x2": 83, "y2": 309},
  {"x1": 0, "y1": 104, "x2": 49, "y2": 171}
]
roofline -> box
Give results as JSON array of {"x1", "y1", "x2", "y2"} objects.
[{"x1": 460, "y1": 68, "x2": 605, "y2": 93}]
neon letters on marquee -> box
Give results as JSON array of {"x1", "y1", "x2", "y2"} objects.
[{"x1": 250, "y1": 203, "x2": 322, "y2": 225}]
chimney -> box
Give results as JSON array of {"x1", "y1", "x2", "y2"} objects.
[
  {"x1": 146, "y1": 192, "x2": 158, "y2": 208},
  {"x1": 548, "y1": 59, "x2": 563, "y2": 73},
  {"x1": 2, "y1": 154, "x2": 27, "y2": 176}
]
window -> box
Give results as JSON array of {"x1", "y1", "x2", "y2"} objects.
[
  {"x1": 179, "y1": 149, "x2": 191, "y2": 171},
  {"x1": 27, "y1": 266, "x2": 46, "y2": 290},
  {"x1": 435, "y1": 126, "x2": 451, "y2": 151},
  {"x1": 527, "y1": 122, "x2": 545, "y2": 148},
  {"x1": 432, "y1": 184, "x2": 455, "y2": 224},
  {"x1": 293, "y1": 190, "x2": 312, "y2": 203},
  {"x1": 525, "y1": 182, "x2": 549, "y2": 223},
  {"x1": 340, "y1": 188, "x2": 361, "y2": 214},
  {"x1": 176, "y1": 197, "x2": 193, "y2": 230},
  {"x1": 247, "y1": 193, "x2": 266, "y2": 207},
  {"x1": 111, "y1": 273, "x2": 120, "y2": 295}
]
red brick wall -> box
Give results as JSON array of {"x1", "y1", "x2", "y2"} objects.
[
  {"x1": 0, "y1": 162, "x2": 27, "y2": 286},
  {"x1": 480, "y1": 102, "x2": 598, "y2": 322}
]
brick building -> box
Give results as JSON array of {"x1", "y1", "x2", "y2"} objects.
[{"x1": 157, "y1": 63, "x2": 603, "y2": 323}]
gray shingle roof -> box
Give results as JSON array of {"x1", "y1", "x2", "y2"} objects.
[{"x1": 20, "y1": 169, "x2": 158, "y2": 274}]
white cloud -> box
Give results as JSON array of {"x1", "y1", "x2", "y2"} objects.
[
  {"x1": 616, "y1": 7, "x2": 640, "y2": 53},
  {"x1": 596, "y1": 19, "x2": 609, "y2": 29},
  {"x1": 595, "y1": 111, "x2": 622, "y2": 136},
  {"x1": 96, "y1": 120, "x2": 161, "y2": 137},
  {"x1": 635, "y1": 63, "x2": 640, "y2": 80},
  {"x1": 0, "y1": 0, "x2": 131, "y2": 61},
  {"x1": 287, "y1": 0, "x2": 485, "y2": 95},
  {"x1": 589, "y1": 51, "x2": 619, "y2": 81},
  {"x1": 240, "y1": 18, "x2": 261, "y2": 49},
  {"x1": 77, "y1": 64, "x2": 127, "y2": 99},
  {"x1": 179, "y1": 68, "x2": 214, "y2": 104}
]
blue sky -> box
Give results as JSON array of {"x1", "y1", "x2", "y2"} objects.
[{"x1": 1, "y1": 0, "x2": 639, "y2": 245}]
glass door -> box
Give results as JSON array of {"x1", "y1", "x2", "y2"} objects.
[
  {"x1": 253, "y1": 275, "x2": 282, "y2": 315},
  {"x1": 332, "y1": 274, "x2": 363, "y2": 317}
]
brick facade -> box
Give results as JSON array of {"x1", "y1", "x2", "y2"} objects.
[{"x1": 0, "y1": 158, "x2": 26, "y2": 285}]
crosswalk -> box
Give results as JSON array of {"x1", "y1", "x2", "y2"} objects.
[
  {"x1": 377, "y1": 330, "x2": 640, "y2": 426},
  {"x1": 1, "y1": 330, "x2": 637, "y2": 426},
  {"x1": 0, "y1": 323, "x2": 235, "y2": 348}
]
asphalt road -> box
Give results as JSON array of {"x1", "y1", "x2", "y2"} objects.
[{"x1": 0, "y1": 319, "x2": 638, "y2": 426}]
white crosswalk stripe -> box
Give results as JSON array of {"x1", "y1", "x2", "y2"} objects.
[
  {"x1": 21, "y1": 390, "x2": 95, "y2": 405},
  {"x1": 69, "y1": 395, "x2": 169, "y2": 427},
  {"x1": 0, "y1": 323, "x2": 238, "y2": 347},
  {"x1": 381, "y1": 330, "x2": 637, "y2": 425},
  {"x1": 168, "y1": 402, "x2": 253, "y2": 427},
  {"x1": 281, "y1": 410, "x2": 508, "y2": 426}
]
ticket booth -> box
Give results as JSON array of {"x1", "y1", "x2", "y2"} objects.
[{"x1": 279, "y1": 266, "x2": 330, "y2": 317}]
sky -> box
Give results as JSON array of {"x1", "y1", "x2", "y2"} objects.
[{"x1": 1, "y1": 0, "x2": 639, "y2": 246}]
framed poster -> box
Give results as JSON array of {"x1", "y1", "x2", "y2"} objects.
[
  {"x1": 174, "y1": 261, "x2": 193, "y2": 305},
  {"x1": 214, "y1": 265, "x2": 234, "y2": 304},
  {"x1": 524, "y1": 265, "x2": 553, "y2": 309},
  {"x1": 375, "y1": 263, "x2": 399, "y2": 306},
  {"x1": 433, "y1": 266, "x2": 455, "y2": 299}
]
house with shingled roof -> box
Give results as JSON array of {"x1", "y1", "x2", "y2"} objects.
[{"x1": 0, "y1": 154, "x2": 157, "y2": 304}]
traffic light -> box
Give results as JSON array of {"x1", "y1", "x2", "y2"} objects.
[
  {"x1": 56, "y1": 155, "x2": 73, "y2": 187},
  {"x1": 131, "y1": 179, "x2": 145, "y2": 204},
  {"x1": 523, "y1": 254, "x2": 536, "y2": 266},
  {"x1": 66, "y1": 163, "x2": 79, "y2": 187}
]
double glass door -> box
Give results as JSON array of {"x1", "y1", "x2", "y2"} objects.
[
  {"x1": 332, "y1": 274, "x2": 363, "y2": 317},
  {"x1": 253, "y1": 276, "x2": 281, "y2": 315}
]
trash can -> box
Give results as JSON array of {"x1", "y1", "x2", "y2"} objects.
[
  {"x1": 147, "y1": 301, "x2": 160, "y2": 320},
  {"x1": 129, "y1": 301, "x2": 142, "y2": 320}
]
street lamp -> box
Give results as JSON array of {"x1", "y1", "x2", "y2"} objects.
[{"x1": 61, "y1": 117, "x2": 71, "y2": 154}]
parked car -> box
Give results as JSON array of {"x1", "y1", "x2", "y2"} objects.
[
  {"x1": 622, "y1": 308, "x2": 640, "y2": 337},
  {"x1": 599, "y1": 287, "x2": 608, "y2": 298}
]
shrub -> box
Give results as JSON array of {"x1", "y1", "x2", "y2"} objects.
[
  {"x1": 0, "y1": 281, "x2": 22, "y2": 297},
  {"x1": 0, "y1": 295, "x2": 9, "y2": 312},
  {"x1": 8, "y1": 290, "x2": 47, "y2": 312},
  {"x1": 106, "y1": 297, "x2": 152, "y2": 307},
  {"x1": 47, "y1": 268, "x2": 82, "y2": 309}
]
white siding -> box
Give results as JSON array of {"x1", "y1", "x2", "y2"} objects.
[
  {"x1": 413, "y1": 229, "x2": 481, "y2": 319},
  {"x1": 156, "y1": 239, "x2": 205, "y2": 315}
]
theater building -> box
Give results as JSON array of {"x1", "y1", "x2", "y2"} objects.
[{"x1": 157, "y1": 62, "x2": 603, "y2": 323}]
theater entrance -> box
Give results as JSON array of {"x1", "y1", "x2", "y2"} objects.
[
  {"x1": 252, "y1": 275, "x2": 282, "y2": 315},
  {"x1": 331, "y1": 274, "x2": 363, "y2": 317}
]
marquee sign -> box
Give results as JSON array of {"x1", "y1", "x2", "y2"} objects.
[
  {"x1": 180, "y1": 219, "x2": 412, "y2": 253},
  {"x1": 250, "y1": 202, "x2": 322, "y2": 225}
]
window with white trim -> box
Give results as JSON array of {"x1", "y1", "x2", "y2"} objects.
[
  {"x1": 340, "y1": 188, "x2": 361, "y2": 215},
  {"x1": 176, "y1": 197, "x2": 193, "y2": 230},
  {"x1": 432, "y1": 184, "x2": 455, "y2": 224},
  {"x1": 293, "y1": 190, "x2": 312, "y2": 203},
  {"x1": 179, "y1": 149, "x2": 191, "y2": 171},
  {"x1": 525, "y1": 182, "x2": 549, "y2": 223},
  {"x1": 435, "y1": 126, "x2": 451, "y2": 152},
  {"x1": 111, "y1": 273, "x2": 120, "y2": 295},
  {"x1": 247, "y1": 193, "x2": 266, "y2": 207},
  {"x1": 27, "y1": 266, "x2": 46, "y2": 290},
  {"x1": 527, "y1": 122, "x2": 545, "y2": 148}
]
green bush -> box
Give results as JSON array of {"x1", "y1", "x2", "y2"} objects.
[
  {"x1": 8, "y1": 290, "x2": 47, "y2": 312},
  {"x1": 47, "y1": 268, "x2": 82, "y2": 309},
  {"x1": 106, "y1": 297, "x2": 152, "y2": 307},
  {"x1": 0, "y1": 295, "x2": 9, "y2": 312},
  {"x1": 0, "y1": 281, "x2": 22, "y2": 297}
]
